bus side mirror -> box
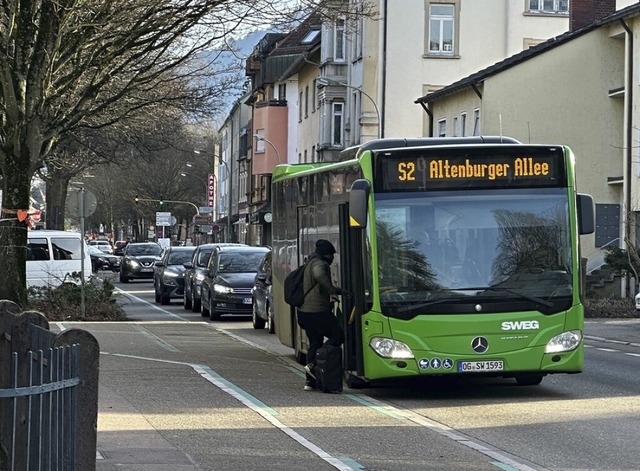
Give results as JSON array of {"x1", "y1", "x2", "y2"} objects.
[
  {"x1": 577, "y1": 193, "x2": 595, "y2": 235},
  {"x1": 349, "y1": 179, "x2": 370, "y2": 230}
]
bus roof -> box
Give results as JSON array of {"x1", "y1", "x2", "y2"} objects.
[
  {"x1": 344, "y1": 136, "x2": 521, "y2": 160},
  {"x1": 271, "y1": 136, "x2": 522, "y2": 181}
]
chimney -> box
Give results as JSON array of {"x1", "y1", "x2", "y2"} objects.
[{"x1": 570, "y1": 0, "x2": 616, "y2": 31}]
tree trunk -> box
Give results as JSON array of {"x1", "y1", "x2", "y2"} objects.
[
  {"x1": 45, "y1": 173, "x2": 72, "y2": 230},
  {"x1": 0, "y1": 151, "x2": 32, "y2": 305}
]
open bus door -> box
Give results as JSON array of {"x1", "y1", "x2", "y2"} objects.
[{"x1": 339, "y1": 179, "x2": 370, "y2": 388}]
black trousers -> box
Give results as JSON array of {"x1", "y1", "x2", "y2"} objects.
[{"x1": 297, "y1": 307, "x2": 343, "y2": 373}]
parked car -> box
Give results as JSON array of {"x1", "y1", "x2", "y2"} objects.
[
  {"x1": 87, "y1": 245, "x2": 121, "y2": 272},
  {"x1": 119, "y1": 242, "x2": 162, "y2": 282},
  {"x1": 200, "y1": 245, "x2": 270, "y2": 321},
  {"x1": 251, "y1": 250, "x2": 274, "y2": 333},
  {"x1": 26, "y1": 230, "x2": 91, "y2": 288},
  {"x1": 183, "y1": 243, "x2": 247, "y2": 313},
  {"x1": 153, "y1": 246, "x2": 196, "y2": 304},
  {"x1": 89, "y1": 239, "x2": 114, "y2": 254}
]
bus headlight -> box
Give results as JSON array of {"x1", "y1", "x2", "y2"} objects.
[
  {"x1": 369, "y1": 337, "x2": 414, "y2": 359},
  {"x1": 545, "y1": 330, "x2": 582, "y2": 353}
]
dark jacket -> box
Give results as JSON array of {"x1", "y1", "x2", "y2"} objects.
[{"x1": 298, "y1": 253, "x2": 341, "y2": 313}]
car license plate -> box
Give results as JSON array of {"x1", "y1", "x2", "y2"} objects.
[
  {"x1": 457, "y1": 360, "x2": 504, "y2": 373},
  {"x1": 242, "y1": 297, "x2": 252, "y2": 304},
  {"x1": 141, "y1": 267, "x2": 153, "y2": 272}
]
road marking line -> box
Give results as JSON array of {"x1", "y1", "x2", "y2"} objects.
[
  {"x1": 101, "y1": 352, "x2": 361, "y2": 471},
  {"x1": 341, "y1": 392, "x2": 540, "y2": 471},
  {"x1": 114, "y1": 287, "x2": 189, "y2": 321},
  {"x1": 131, "y1": 324, "x2": 179, "y2": 352}
]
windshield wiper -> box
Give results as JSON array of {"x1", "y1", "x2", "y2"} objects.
[
  {"x1": 393, "y1": 286, "x2": 554, "y2": 315},
  {"x1": 465, "y1": 286, "x2": 553, "y2": 308},
  {"x1": 394, "y1": 295, "x2": 470, "y2": 313}
]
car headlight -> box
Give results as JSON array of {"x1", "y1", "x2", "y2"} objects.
[
  {"x1": 98, "y1": 257, "x2": 107, "y2": 263},
  {"x1": 214, "y1": 284, "x2": 234, "y2": 294},
  {"x1": 545, "y1": 330, "x2": 582, "y2": 353},
  {"x1": 163, "y1": 269, "x2": 181, "y2": 278},
  {"x1": 369, "y1": 337, "x2": 414, "y2": 359},
  {"x1": 128, "y1": 260, "x2": 140, "y2": 268},
  {"x1": 195, "y1": 272, "x2": 206, "y2": 281}
]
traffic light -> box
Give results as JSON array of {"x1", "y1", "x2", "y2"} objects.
[
  {"x1": 159, "y1": 196, "x2": 164, "y2": 208},
  {"x1": 134, "y1": 195, "x2": 139, "y2": 204}
]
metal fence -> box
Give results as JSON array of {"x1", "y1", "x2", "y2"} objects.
[{"x1": 0, "y1": 300, "x2": 99, "y2": 471}]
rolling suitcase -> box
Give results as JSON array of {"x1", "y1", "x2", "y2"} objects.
[{"x1": 315, "y1": 344, "x2": 343, "y2": 393}]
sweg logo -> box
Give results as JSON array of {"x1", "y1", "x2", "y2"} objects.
[{"x1": 501, "y1": 320, "x2": 540, "y2": 331}]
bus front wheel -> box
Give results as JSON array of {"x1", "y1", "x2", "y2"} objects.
[
  {"x1": 345, "y1": 373, "x2": 368, "y2": 389},
  {"x1": 515, "y1": 373, "x2": 544, "y2": 386}
]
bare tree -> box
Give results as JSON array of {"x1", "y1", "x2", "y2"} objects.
[{"x1": 0, "y1": 1, "x2": 266, "y2": 304}]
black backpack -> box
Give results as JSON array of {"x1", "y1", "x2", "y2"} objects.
[{"x1": 284, "y1": 263, "x2": 313, "y2": 307}]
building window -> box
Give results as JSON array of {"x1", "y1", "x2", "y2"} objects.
[
  {"x1": 428, "y1": 4, "x2": 455, "y2": 55},
  {"x1": 595, "y1": 204, "x2": 620, "y2": 248},
  {"x1": 312, "y1": 79, "x2": 316, "y2": 113},
  {"x1": 304, "y1": 149, "x2": 308, "y2": 163},
  {"x1": 255, "y1": 129, "x2": 265, "y2": 153},
  {"x1": 351, "y1": 12, "x2": 363, "y2": 59},
  {"x1": 301, "y1": 29, "x2": 320, "y2": 44},
  {"x1": 472, "y1": 109, "x2": 480, "y2": 136},
  {"x1": 528, "y1": 0, "x2": 568, "y2": 14},
  {"x1": 437, "y1": 118, "x2": 446, "y2": 137},
  {"x1": 460, "y1": 112, "x2": 467, "y2": 137},
  {"x1": 278, "y1": 83, "x2": 286, "y2": 101},
  {"x1": 305, "y1": 85, "x2": 309, "y2": 118},
  {"x1": 334, "y1": 18, "x2": 346, "y2": 62},
  {"x1": 299, "y1": 91, "x2": 303, "y2": 122},
  {"x1": 332, "y1": 102, "x2": 344, "y2": 146},
  {"x1": 352, "y1": 90, "x2": 361, "y2": 144},
  {"x1": 452, "y1": 116, "x2": 458, "y2": 136}
]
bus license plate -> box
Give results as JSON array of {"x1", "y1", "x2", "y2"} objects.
[{"x1": 457, "y1": 360, "x2": 504, "y2": 373}]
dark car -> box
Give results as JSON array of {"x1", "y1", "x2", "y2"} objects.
[
  {"x1": 251, "y1": 250, "x2": 274, "y2": 333},
  {"x1": 113, "y1": 240, "x2": 129, "y2": 256},
  {"x1": 119, "y1": 242, "x2": 162, "y2": 282},
  {"x1": 200, "y1": 245, "x2": 270, "y2": 321},
  {"x1": 87, "y1": 245, "x2": 121, "y2": 272},
  {"x1": 153, "y1": 246, "x2": 196, "y2": 304},
  {"x1": 183, "y1": 243, "x2": 247, "y2": 313}
]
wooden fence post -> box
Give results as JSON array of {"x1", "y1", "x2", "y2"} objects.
[{"x1": 55, "y1": 329, "x2": 100, "y2": 471}]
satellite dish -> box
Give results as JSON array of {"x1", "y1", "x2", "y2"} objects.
[{"x1": 65, "y1": 190, "x2": 97, "y2": 218}]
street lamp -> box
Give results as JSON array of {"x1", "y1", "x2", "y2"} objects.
[
  {"x1": 180, "y1": 167, "x2": 208, "y2": 206},
  {"x1": 254, "y1": 134, "x2": 283, "y2": 164},
  {"x1": 316, "y1": 77, "x2": 381, "y2": 139}
]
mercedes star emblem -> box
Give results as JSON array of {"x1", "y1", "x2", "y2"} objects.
[{"x1": 471, "y1": 336, "x2": 489, "y2": 354}]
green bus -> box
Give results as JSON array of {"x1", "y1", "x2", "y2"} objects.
[{"x1": 271, "y1": 137, "x2": 594, "y2": 387}]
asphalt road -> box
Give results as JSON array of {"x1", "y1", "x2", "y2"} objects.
[{"x1": 56, "y1": 275, "x2": 640, "y2": 471}]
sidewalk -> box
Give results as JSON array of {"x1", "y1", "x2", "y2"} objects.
[{"x1": 93, "y1": 318, "x2": 640, "y2": 469}]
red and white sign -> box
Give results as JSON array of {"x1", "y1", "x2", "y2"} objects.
[{"x1": 207, "y1": 174, "x2": 215, "y2": 207}]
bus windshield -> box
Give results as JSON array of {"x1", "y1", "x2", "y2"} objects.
[{"x1": 373, "y1": 188, "x2": 572, "y2": 317}]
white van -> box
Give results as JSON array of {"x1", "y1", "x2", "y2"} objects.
[{"x1": 27, "y1": 230, "x2": 92, "y2": 288}]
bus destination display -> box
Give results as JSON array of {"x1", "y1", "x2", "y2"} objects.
[{"x1": 378, "y1": 148, "x2": 565, "y2": 191}]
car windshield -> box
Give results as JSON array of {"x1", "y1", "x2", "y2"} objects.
[
  {"x1": 128, "y1": 245, "x2": 161, "y2": 256},
  {"x1": 88, "y1": 246, "x2": 103, "y2": 255},
  {"x1": 373, "y1": 188, "x2": 572, "y2": 316},
  {"x1": 168, "y1": 250, "x2": 195, "y2": 265},
  {"x1": 196, "y1": 249, "x2": 213, "y2": 267},
  {"x1": 218, "y1": 252, "x2": 266, "y2": 273}
]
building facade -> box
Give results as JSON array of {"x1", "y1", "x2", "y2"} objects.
[{"x1": 416, "y1": 0, "x2": 640, "y2": 294}]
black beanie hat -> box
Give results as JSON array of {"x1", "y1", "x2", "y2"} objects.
[{"x1": 315, "y1": 239, "x2": 336, "y2": 255}]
